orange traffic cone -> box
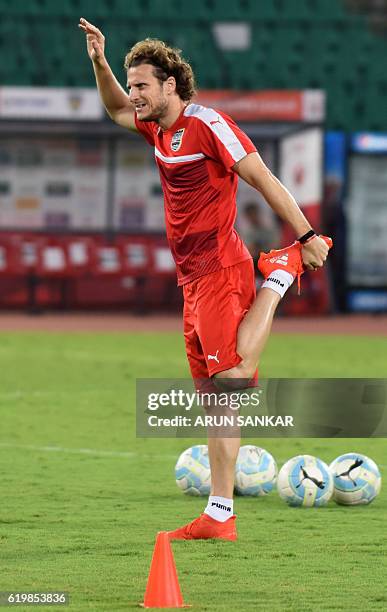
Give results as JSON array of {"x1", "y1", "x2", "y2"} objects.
[{"x1": 141, "y1": 531, "x2": 189, "y2": 608}]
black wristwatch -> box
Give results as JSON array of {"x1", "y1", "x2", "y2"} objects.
[{"x1": 298, "y1": 230, "x2": 316, "y2": 244}]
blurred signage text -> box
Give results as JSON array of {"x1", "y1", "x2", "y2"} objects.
[
  {"x1": 195, "y1": 90, "x2": 325, "y2": 122},
  {"x1": 0, "y1": 87, "x2": 103, "y2": 120}
]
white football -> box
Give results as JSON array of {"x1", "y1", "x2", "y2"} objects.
[
  {"x1": 175, "y1": 444, "x2": 211, "y2": 496},
  {"x1": 277, "y1": 454, "x2": 333, "y2": 507},
  {"x1": 329, "y1": 453, "x2": 381, "y2": 505},
  {"x1": 235, "y1": 445, "x2": 277, "y2": 496}
]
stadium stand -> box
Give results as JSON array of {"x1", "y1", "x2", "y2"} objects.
[{"x1": 2, "y1": 0, "x2": 387, "y2": 128}]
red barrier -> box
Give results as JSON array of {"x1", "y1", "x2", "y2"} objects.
[{"x1": 0, "y1": 232, "x2": 180, "y2": 311}]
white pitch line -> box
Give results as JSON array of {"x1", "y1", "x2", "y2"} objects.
[
  {"x1": 0, "y1": 442, "x2": 136, "y2": 458},
  {"x1": 0, "y1": 442, "x2": 385, "y2": 468},
  {"x1": 0, "y1": 442, "x2": 177, "y2": 460}
]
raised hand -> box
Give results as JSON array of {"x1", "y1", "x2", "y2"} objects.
[{"x1": 78, "y1": 17, "x2": 105, "y2": 64}]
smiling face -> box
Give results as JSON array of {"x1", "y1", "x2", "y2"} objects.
[{"x1": 127, "y1": 63, "x2": 172, "y2": 122}]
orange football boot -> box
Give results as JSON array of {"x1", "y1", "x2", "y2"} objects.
[
  {"x1": 168, "y1": 513, "x2": 237, "y2": 541},
  {"x1": 258, "y1": 236, "x2": 333, "y2": 293}
]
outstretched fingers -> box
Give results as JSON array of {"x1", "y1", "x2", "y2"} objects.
[{"x1": 78, "y1": 17, "x2": 102, "y2": 36}]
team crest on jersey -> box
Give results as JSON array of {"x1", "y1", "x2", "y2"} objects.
[{"x1": 171, "y1": 128, "x2": 185, "y2": 152}]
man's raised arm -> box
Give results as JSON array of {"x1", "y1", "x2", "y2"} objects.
[
  {"x1": 233, "y1": 152, "x2": 329, "y2": 270},
  {"x1": 78, "y1": 17, "x2": 136, "y2": 131}
]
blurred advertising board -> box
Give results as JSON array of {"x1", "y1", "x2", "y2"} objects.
[
  {"x1": 0, "y1": 138, "x2": 108, "y2": 228},
  {"x1": 279, "y1": 128, "x2": 331, "y2": 315},
  {"x1": 346, "y1": 133, "x2": 387, "y2": 310},
  {"x1": 195, "y1": 90, "x2": 325, "y2": 122},
  {"x1": 0, "y1": 87, "x2": 103, "y2": 120}
]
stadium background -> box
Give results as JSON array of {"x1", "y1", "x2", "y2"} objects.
[
  {"x1": 1, "y1": 0, "x2": 387, "y2": 313},
  {"x1": 1, "y1": 1, "x2": 387, "y2": 611}
]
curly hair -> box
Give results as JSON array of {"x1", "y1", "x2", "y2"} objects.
[{"x1": 124, "y1": 39, "x2": 196, "y2": 102}]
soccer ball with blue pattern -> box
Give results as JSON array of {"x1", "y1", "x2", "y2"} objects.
[
  {"x1": 175, "y1": 444, "x2": 211, "y2": 496},
  {"x1": 234, "y1": 445, "x2": 277, "y2": 496},
  {"x1": 277, "y1": 454, "x2": 333, "y2": 507},
  {"x1": 329, "y1": 453, "x2": 381, "y2": 506}
]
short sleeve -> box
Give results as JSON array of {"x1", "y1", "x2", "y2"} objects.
[
  {"x1": 134, "y1": 113, "x2": 156, "y2": 146},
  {"x1": 197, "y1": 110, "x2": 256, "y2": 172}
]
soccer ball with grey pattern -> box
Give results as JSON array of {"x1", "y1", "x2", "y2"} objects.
[{"x1": 175, "y1": 444, "x2": 211, "y2": 496}]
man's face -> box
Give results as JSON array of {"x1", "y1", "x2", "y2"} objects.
[{"x1": 127, "y1": 63, "x2": 169, "y2": 122}]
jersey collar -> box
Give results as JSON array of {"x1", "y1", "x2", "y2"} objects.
[{"x1": 160, "y1": 103, "x2": 192, "y2": 133}]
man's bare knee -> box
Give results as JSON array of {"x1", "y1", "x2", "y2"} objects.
[{"x1": 213, "y1": 362, "x2": 255, "y2": 391}]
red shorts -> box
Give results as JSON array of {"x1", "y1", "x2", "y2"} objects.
[{"x1": 183, "y1": 259, "x2": 257, "y2": 383}]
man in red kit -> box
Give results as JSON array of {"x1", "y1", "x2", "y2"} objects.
[{"x1": 80, "y1": 18, "x2": 332, "y2": 541}]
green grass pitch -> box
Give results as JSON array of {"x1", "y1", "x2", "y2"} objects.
[{"x1": 1, "y1": 331, "x2": 386, "y2": 611}]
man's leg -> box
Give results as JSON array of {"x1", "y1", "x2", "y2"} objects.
[
  {"x1": 169, "y1": 253, "x2": 300, "y2": 539},
  {"x1": 205, "y1": 401, "x2": 241, "y2": 520},
  {"x1": 215, "y1": 237, "x2": 333, "y2": 389},
  {"x1": 202, "y1": 297, "x2": 279, "y2": 517},
  {"x1": 169, "y1": 269, "x2": 248, "y2": 541},
  {"x1": 214, "y1": 242, "x2": 302, "y2": 388},
  {"x1": 236, "y1": 287, "x2": 280, "y2": 375},
  {"x1": 169, "y1": 402, "x2": 239, "y2": 540},
  {"x1": 205, "y1": 278, "x2": 282, "y2": 506},
  {"x1": 213, "y1": 287, "x2": 283, "y2": 390},
  {"x1": 207, "y1": 435, "x2": 240, "y2": 499}
]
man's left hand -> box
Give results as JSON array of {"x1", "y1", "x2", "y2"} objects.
[{"x1": 301, "y1": 235, "x2": 332, "y2": 271}]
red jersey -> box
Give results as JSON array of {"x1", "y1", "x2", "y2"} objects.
[{"x1": 134, "y1": 103, "x2": 256, "y2": 285}]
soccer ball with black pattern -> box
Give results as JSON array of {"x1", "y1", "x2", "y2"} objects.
[
  {"x1": 329, "y1": 453, "x2": 381, "y2": 506},
  {"x1": 277, "y1": 454, "x2": 334, "y2": 507},
  {"x1": 234, "y1": 445, "x2": 277, "y2": 496},
  {"x1": 175, "y1": 444, "x2": 211, "y2": 496}
]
